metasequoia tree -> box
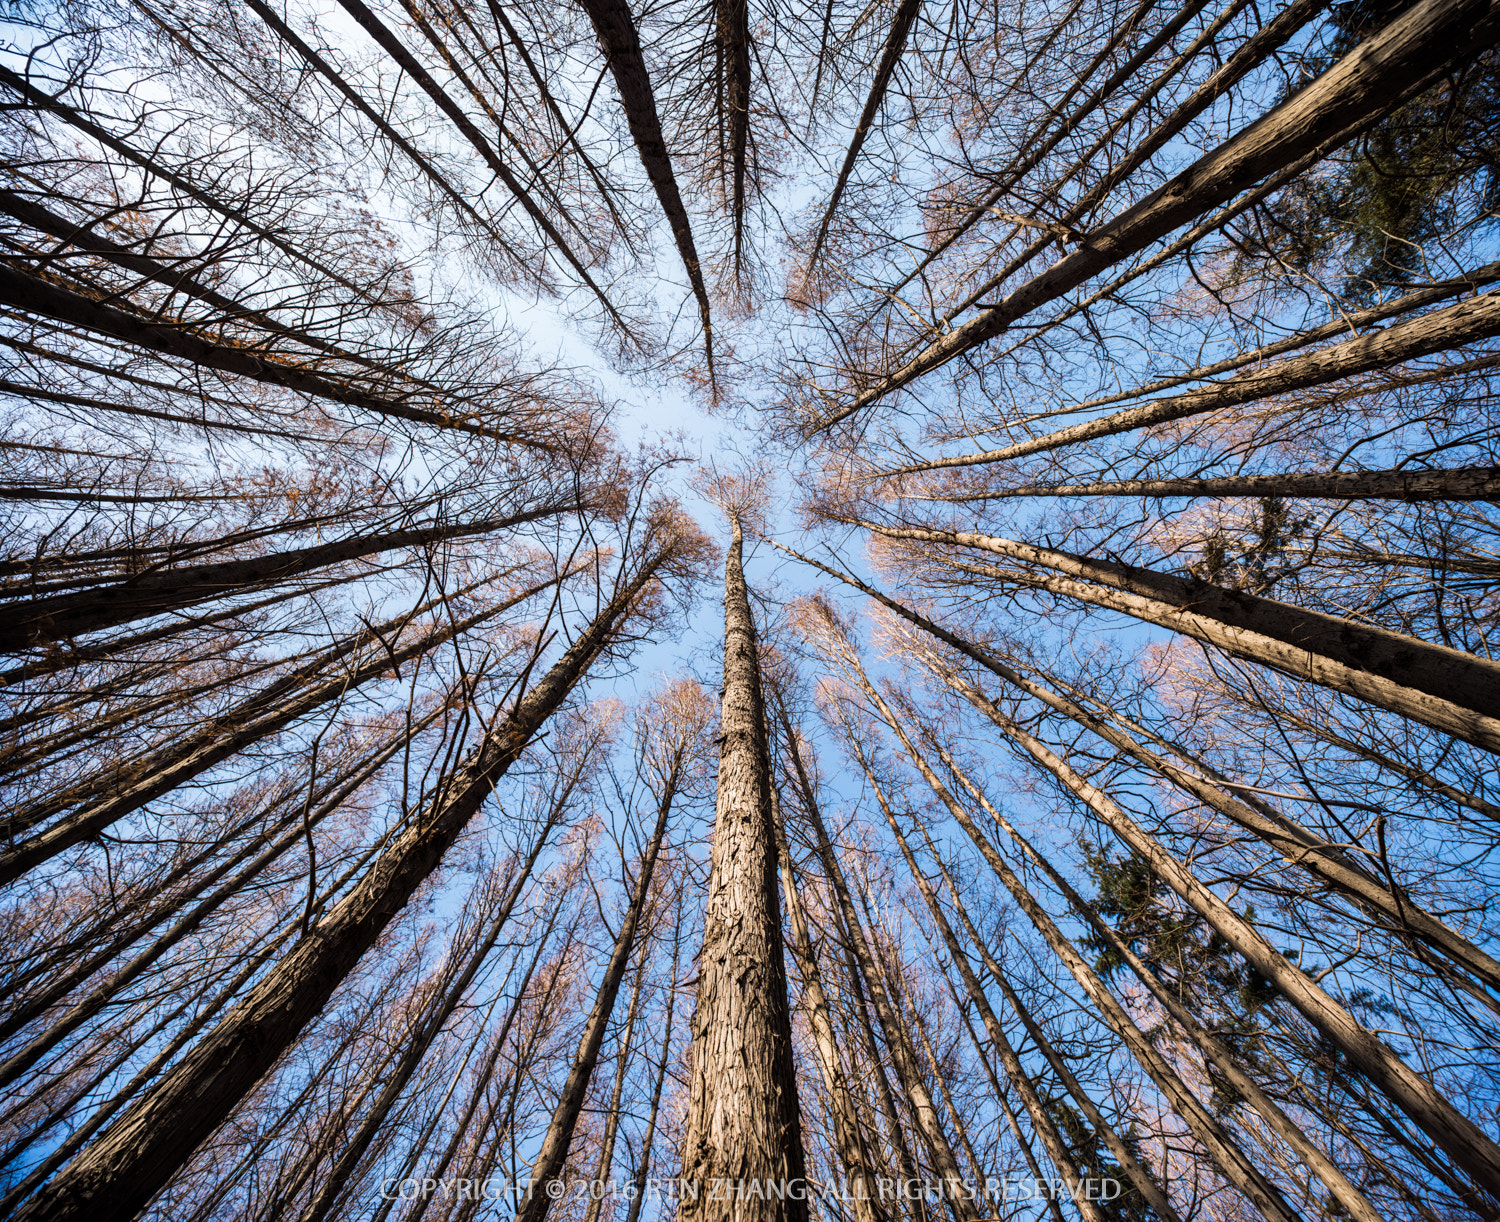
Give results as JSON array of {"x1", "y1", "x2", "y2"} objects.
[
  {"x1": 7, "y1": 0, "x2": 1500, "y2": 1217},
  {"x1": 678, "y1": 472, "x2": 808, "y2": 1222}
]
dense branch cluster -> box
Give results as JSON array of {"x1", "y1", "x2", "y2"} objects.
[{"x1": 3, "y1": 0, "x2": 1499, "y2": 1219}]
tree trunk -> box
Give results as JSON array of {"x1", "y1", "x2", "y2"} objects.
[
  {"x1": 847, "y1": 519, "x2": 1500, "y2": 754},
  {"x1": 809, "y1": 0, "x2": 1500, "y2": 430},
  {"x1": 798, "y1": 0, "x2": 923, "y2": 287},
  {"x1": 932, "y1": 464, "x2": 1500, "y2": 502},
  {"x1": 1, "y1": 505, "x2": 576, "y2": 649},
  {"x1": 574, "y1": 0, "x2": 716, "y2": 371},
  {"x1": 678, "y1": 515, "x2": 808, "y2": 1222},
  {"x1": 515, "y1": 748, "x2": 678, "y2": 1222},
  {"x1": 772, "y1": 789, "x2": 888, "y2": 1222},
  {"x1": 10, "y1": 551, "x2": 672, "y2": 1222}
]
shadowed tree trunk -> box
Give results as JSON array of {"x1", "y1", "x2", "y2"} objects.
[
  {"x1": 807, "y1": 0, "x2": 1500, "y2": 431},
  {"x1": 574, "y1": 0, "x2": 716, "y2": 375},
  {"x1": 798, "y1": 0, "x2": 923, "y2": 289},
  {"x1": 9, "y1": 546, "x2": 677, "y2": 1222},
  {"x1": 0, "y1": 504, "x2": 577, "y2": 650},
  {"x1": 839, "y1": 519, "x2": 1500, "y2": 753}
]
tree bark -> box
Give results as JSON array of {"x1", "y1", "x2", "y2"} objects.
[
  {"x1": 926, "y1": 464, "x2": 1500, "y2": 502},
  {"x1": 678, "y1": 515, "x2": 809, "y2": 1222}
]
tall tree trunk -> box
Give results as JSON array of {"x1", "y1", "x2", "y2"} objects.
[
  {"x1": 926, "y1": 464, "x2": 1500, "y2": 502},
  {"x1": 579, "y1": 952, "x2": 648, "y2": 1222},
  {"x1": 798, "y1": 0, "x2": 923, "y2": 288},
  {"x1": 844, "y1": 519, "x2": 1500, "y2": 753},
  {"x1": 808, "y1": 0, "x2": 1500, "y2": 430},
  {"x1": 772, "y1": 789, "x2": 888, "y2": 1222},
  {"x1": 1, "y1": 505, "x2": 576, "y2": 649},
  {"x1": 515, "y1": 745, "x2": 679, "y2": 1222},
  {"x1": 678, "y1": 514, "x2": 808, "y2": 1222},
  {"x1": 923, "y1": 852, "x2": 1183, "y2": 1222},
  {"x1": 295, "y1": 792, "x2": 577, "y2": 1222},
  {"x1": 573, "y1": 0, "x2": 716, "y2": 374},
  {"x1": 11, "y1": 549, "x2": 674, "y2": 1222},
  {"x1": 329, "y1": 0, "x2": 634, "y2": 337},
  {"x1": 621, "y1": 900, "x2": 685, "y2": 1222}
]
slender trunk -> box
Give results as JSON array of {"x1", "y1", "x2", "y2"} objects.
[
  {"x1": 0, "y1": 569, "x2": 574, "y2": 883},
  {"x1": 514, "y1": 758, "x2": 677, "y2": 1222},
  {"x1": 11, "y1": 551, "x2": 671, "y2": 1222},
  {"x1": 847, "y1": 519, "x2": 1500, "y2": 754},
  {"x1": 579, "y1": 953, "x2": 649, "y2": 1222},
  {"x1": 872, "y1": 707, "x2": 1306, "y2": 1222},
  {"x1": 789, "y1": 730, "x2": 980, "y2": 1221},
  {"x1": 573, "y1": 0, "x2": 715, "y2": 372},
  {"x1": 243, "y1": 0, "x2": 533, "y2": 274},
  {"x1": 1, "y1": 505, "x2": 576, "y2": 649},
  {"x1": 772, "y1": 791, "x2": 888, "y2": 1222},
  {"x1": 620, "y1": 902, "x2": 684, "y2": 1222},
  {"x1": 678, "y1": 515, "x2": 808, "y2": 1222},
  {"x1": 777, "y1": 709, "x2": 925, "y2": 1222},
  {"x1": 928, "y1": 639, "x2": 1500, "y2": 998},
  {"x1": 944, "y1": 998, "x2": 1067, "y2": 1222},
  {"x1": 716, "y1": 0, "x2": 751, "y2": 277},
  {"x1": 799, "y1": 0, "x2": 923, "y2": 286},
  {"x1": 810, "y1": 0, "x2": 1500, "y2": 429},
  {"x1": 931, "y1": 878, "x2": 1178, "y2": 1222},
  {"x1": 927, "y1": 464, "x2": 1500, "y2": 502},
  {"x1": 887, "y1": 291, "x2": 1500, "y2": 474}
]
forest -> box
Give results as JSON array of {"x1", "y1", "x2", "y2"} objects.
[{"x1": 1, "y1": 0, "x2": 1498, "y2": 1217}]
